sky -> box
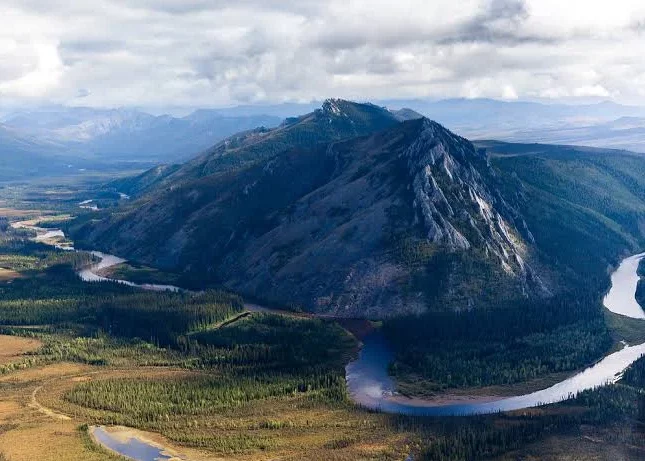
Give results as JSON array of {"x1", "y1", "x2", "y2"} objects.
[{"x1": 1, "y1": 0, "x2": 645, "y2": 111}]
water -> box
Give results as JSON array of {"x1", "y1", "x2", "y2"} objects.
[
  {"x1": 603, "y1": 252, "x2": 645, "y2": 319},
  {"x1": 34, "y1": 229, "x2": 65, "y2": 242},
  {"x1": 346, "y1": 252, "x2": 645, "y2": 416},
  {"x1": 91, "y1": 426, "x2": 183, "y2": 461},
  {"x1": 13, "y1": 222, "x2": 182, "y2": 292},
  {"x1": 79, "y1": 199, "x2": 99, "y2": 211},
  {"x1": 77, "y1": 251, "x2": 182, "y2": 292},
  {"x1": 13, "y1": 223, "x2": 74, "y2": 251},
  {"x1": 347, "y1": 334, "x2": 645, "y2": 416}
]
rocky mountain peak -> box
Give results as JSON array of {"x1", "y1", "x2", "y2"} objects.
[{"x1": 321, "y1": 98, "x2": 346, "y2": 116}]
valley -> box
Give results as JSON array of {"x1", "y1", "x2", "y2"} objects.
[
  {"x1": 1, "y1": 101, "x2": 645, "y2": 460},
  {"x1": 18, "y1": 218, "x2": 645, "y2": 420},
  {"x1": 0, "y1": 174, "x2": 643, "y2": 459},
  {"x1": 3, "y1": 1, "x2": 645, "y2": 458}
]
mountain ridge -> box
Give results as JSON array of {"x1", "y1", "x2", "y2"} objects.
[{"x1": 70, "y1": 101, "x2": 543, "y2": 317}]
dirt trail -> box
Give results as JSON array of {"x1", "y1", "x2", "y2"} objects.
[{"x1": 30, "y1": 385, "x2": 71, "y2": 420}]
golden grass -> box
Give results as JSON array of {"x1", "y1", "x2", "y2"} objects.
[
  {"x1": 0, "y1": 208, "x2": 45, "y2": 219},
  {"x1": 0, "y1": 421, "x2": 124, "y2": 461},
  {"x1": 0, "y1": 268, "x2": 22, "y2": 282},
  {"x1": 0, "y1": 335, "x2": 42, "y2": 365},
  {"x1": 34, "y1": 367, "x2": 411, "y2": 461},
  {"x1": 0, "y1": 363, "x2": 91, "y2": 384},
  {"x1": 0, "y1": 361, "x2": 123, "y2": 461}
]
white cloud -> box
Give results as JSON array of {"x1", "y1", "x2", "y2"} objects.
[
  {"x1": 0, "y1": 42, "x2": 64, "y2": 98},
  {"x1": 573, "y1": 85, "x2": 611, "y2": 98},
  {"x1": 0, "y1": 0, "x2": 643, "y2": 109}
]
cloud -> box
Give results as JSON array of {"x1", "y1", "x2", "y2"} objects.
[
  {"x1": 0, "y1": 42, "x2": 64, "y2": 98},
  {"x1": 0, "y1": 0, "x2": 644, "y2": 109},
  {"x1": 573, "y1": 85, "x2": 611, "y2": 98}
]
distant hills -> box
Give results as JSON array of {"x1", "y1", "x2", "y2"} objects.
[
  {"x1": 362, "y1": 98, "x2": 645, "y2": 153},
  {"x1": 0, "y1": 106, "x2": 282, "y2": 163},
  {"x1": 3, "y1": 98, "x2": 645, "y2": 182}
]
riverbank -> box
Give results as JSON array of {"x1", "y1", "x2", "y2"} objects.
[{"x1": 345, "y1": 252, "x2": 645, "y2": 416}]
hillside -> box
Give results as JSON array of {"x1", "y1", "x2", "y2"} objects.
[
  {"x1": 71, "y1": 101, "x2": 540, "y2": 316},
  {"x1": 485, "y1": 141, "x2": 645, "y2": 289},
  {"x1": 71, "y1": 101, "x2": 645, "y2": 318}
]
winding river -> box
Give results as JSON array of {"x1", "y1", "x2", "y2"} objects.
[
  {"x1": 78, "y1": 251, "x2": 181, "y2": 292},
  {"x1": 12, "y1": 222, "x2": 645, "y2": 455},
  {"x1": 603, "y1": 252, "x2": 645, "y2": 319},
  {"x1": 346, "y1": 253, "x2": 645, "y2": 416}
]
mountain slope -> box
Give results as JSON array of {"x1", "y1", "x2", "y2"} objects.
[
  {"x1": 484, "y1": 141, "x2": 645, "y2": 291},
  {"x1": 0, "y1": 124, "x2": 82, "y2": 180},
  {"x1": 71, "y1": 104, "x2": 539, "y2": 317},
  {"x1": 95, "y1": 100, "x2": 411, "y2": 198},
  {"x1": 174, "y1": 99, "x2": 411, "y2": 179}
]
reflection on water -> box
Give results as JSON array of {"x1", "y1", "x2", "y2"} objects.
[
  {"x1": 91, "y1": 426, "x2": 182, "y2": 461},
  {"x1": 346, "y1": 334, "x2": 645, "y2": 416},
  {"x1": 604, "y1": 252, "x2": 645, "y2": 319},
  {"x1": 346, "y1": 252, "x2": 645, "y2": 416},
  {"x1": 78, "y1": 251, "x2": 181, "y2": 292}
]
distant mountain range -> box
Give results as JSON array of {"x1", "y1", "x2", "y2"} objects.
[
  {"x1": 0, "y1": 107, "x2": 282, "y2": 163},
  {"x1": 4, "y1": 98, "x2": 645, "y2": 182}
]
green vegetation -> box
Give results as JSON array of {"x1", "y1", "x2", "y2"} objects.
[
  {"x1": 95, "y1": 262, "x2": 182, "y2": 286},
  {"x1": 4, "y1": 134, "x2": 645, "y2": 460},
  {"x1": 384, "y1": 297, "x2": 612, "y2": 394},
  {"x1": 382, "y1": 143, "x2": 645, "y2": 397}
]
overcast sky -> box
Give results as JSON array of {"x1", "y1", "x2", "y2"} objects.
[{"x1": 1, "y1": 0, "x2": 645, "y2": 111}]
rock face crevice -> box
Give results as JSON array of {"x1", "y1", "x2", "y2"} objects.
[{"x1": 404, "y1": 120, "x2": 528, "y2": 277}]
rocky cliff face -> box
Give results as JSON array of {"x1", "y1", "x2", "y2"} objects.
[
  {"x1": 405, "y1": 120, "x2": 527, "y2": 275},
  {"x1": 71, "y1": 101, "x2": 547, "y2": 317}
]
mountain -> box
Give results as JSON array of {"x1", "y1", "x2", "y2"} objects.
[
  {"x1": 109, "y1": 99, "x2": 421, "y2": 196},
  {"x1": 71, "y1": 99, "x2": 645, "y2": 318},
  {"x1": 1, "y1": 107, "x2": 282, "y2": 162},
  {"x1": 0, "y1": 124, "x2": 78, "y2": 180},
  {"x1": 6, "y1": 97, "x2": 645, "y2": 173},
  {"x1": 70, "y1": 100, "x2": 542, "y2": 317},
  {"x1": 180, "y1": 98, "x2": 645, "y2": 153}
]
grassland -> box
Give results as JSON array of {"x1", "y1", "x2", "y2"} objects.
[
  {"x1": 0, "y1": 335, "x2": 41, "y2": 364},
  {"x1": 0, "y1": 269, "x2": 22, "y2": 282}
]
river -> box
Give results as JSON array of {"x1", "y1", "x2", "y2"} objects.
[
  {"x1": 14, "y1": 222, "x2": 645, "y2": 421},
  {"x1": 78, "y1": 251, "x2": 181, "y2": 292},
  {"x1": 603, "y1": 252, "x2": 645, "y2": 319},
  {"x1": 346, "y1": 253, "x2": 645, "y2": 416}
]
